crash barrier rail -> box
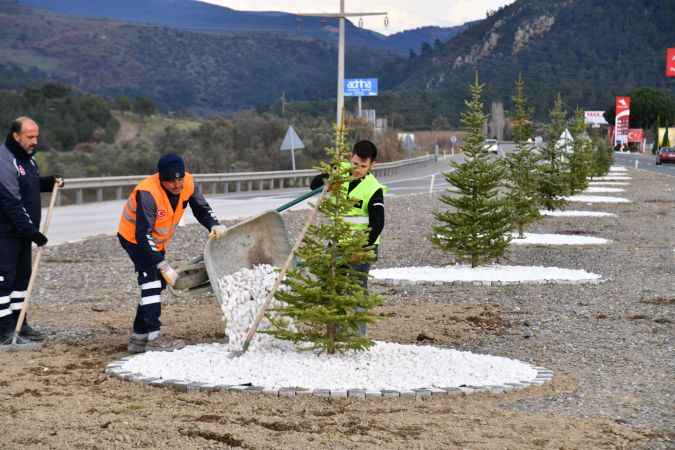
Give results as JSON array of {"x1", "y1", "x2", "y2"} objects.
[{"x1": 54, "y1": 154, "x2": 436, "y2": 205}]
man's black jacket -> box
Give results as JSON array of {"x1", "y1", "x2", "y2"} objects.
[{"x1": 0, "y1": 134, "x2": 56, "y2": 238}]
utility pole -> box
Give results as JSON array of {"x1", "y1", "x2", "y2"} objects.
[
  {"x1": 299, "y1": 2, "x2": 387, "y2": 127},
  {"x1": 280, "y1": 91, "x2": 287, "y2": 116}
]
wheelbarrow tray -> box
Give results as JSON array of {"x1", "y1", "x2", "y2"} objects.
[{"x1": 203, "y1": 210, "x2": 292, "y2": 307}]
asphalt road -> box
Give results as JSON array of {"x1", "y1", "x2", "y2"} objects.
[
  {"x1": 613, "y1": 151, "x2": 675, "y2": 176},
  {"x1": 44, "y1": 153, "x2": 467, "y2": 245}
]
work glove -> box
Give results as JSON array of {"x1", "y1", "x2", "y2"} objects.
[
  {"x1": 157, "y1": 260, "x2": 178, "y2": 287},
  {"x1": 208, "y1": 224, "x2": 228, "y2": 240},
  {"x1": 31, "y1": 231, "x2": 48, "y2": 247},
  {"x1": 54, "y1": 176, "x2": 65, "y2": 188}
]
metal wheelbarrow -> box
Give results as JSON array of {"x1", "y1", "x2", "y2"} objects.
[{"x1": 173, "y1": 187, "x2": 323, "y2": 301}]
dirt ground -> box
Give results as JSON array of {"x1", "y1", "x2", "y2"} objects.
[
  {"x1": 1, "y1": 165, "x2": 673, "y2": 449},
  {"x1": 1, "y1": 300, "x2": 647, "y2": 450}
]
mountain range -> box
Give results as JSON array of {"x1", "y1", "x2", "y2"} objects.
[
  {"x1": 1, "y1": 0, "x2": 673, "y2": 124},
  {"x1": 15, "y1": 0, "x2": 471, "y2": 54}
]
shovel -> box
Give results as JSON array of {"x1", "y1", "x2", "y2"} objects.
[
  {"x1": 202, "y1": 186, "x2": 323, "y2": 307},
  {"x1": 5, "y1": 183, "x2": 60, "y2": 350}
]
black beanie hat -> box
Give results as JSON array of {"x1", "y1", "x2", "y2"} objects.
[{"x1": 157, "y1": 153, "x2": 185, "y2": 181}]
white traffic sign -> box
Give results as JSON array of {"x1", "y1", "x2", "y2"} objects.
[
  {"x1": 280, "y1": 126, "x2": 305, "y2": 151},
  {"x1": 280, "y1": 126, "x2": 305, "y2": 171}
]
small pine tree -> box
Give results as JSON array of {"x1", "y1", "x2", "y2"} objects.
[
  {"x1": 590, "y1": 138, "x2": 612, "y2": 177},
  {"x1": 265, "y1": 124, "x2": 381, "y2": 355},
  {"x1": 537, "y1": 95, "x2": 570, "y2": 211},
  {"x1": 431, "y1": 74, "x2": 513, "y2": 268},
  {"x1": 504, "y1": 75, "x2": 542, "y2": 238},
  {"x1": 567, "y1": 108, "x2": 593, "y2": 194}
]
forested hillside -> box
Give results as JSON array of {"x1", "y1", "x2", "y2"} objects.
[
  {"x1": 0, "y1": 3, "x2": 400, "y2": 114},
  {"x1": 368, "y1": 0, "x2": 675, "y2": 127}
]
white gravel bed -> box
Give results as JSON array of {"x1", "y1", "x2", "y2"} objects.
[
  {"x1": 588, "y1": 181, "x2": 630, "y2": 186},
  {"x1": 564, "y1": 195, "x2": 631, "y2": 203},
  {"x1": 509, "y1": 233, "x2": 610, "y2": 245},
  {"x1": 116, "y1": 341, "x2": 539, "y2": 391},
  {"x1": 589, "y1": 176, "x2": 632, "y2": 181},
  {"x1": 370, "y1": 265, "x2": 601, "y2": 283},
  {"x1": 538, "y1": 210, "x2": 617, "y2": 217},
  {"x1": 583, "y1": 187, "x2": 625, "y2": 193}
]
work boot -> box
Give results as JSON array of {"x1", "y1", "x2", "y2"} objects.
[
  {"x1": 19, "y1": 322, "x2": 46, "y2": 342},
  {"x1": 0, "y1": 333, "x2": 40, "y2": 351},
  {"x1": 145, "y1": 336, "x2": 185, "y2": 352},
  {"x1": 127, "y1": 334, "x2": 148, "y2": 354}
]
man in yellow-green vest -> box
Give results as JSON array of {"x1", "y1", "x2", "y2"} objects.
[{"x1": 310, "y1": 140, "x2": 386, "y2": 336}]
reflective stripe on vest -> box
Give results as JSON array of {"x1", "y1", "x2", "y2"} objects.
[
  {"x1": 343, "y1": 216, "x2": 369, "y2": 225},
  {"x1": 117, "y1": 173, "x2": 195, "y2": 251}
]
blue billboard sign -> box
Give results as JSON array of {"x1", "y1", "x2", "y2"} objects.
[{"x1": 344, "y1": 78, "x2": 378, "y2": 97}]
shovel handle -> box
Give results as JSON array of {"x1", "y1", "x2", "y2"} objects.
[
  {"x1": 240, "y1": 186, "x2": 327, "y2": 353},
  {"x1": 274, "y1": 186, "x2": 323, "y2": 213}
]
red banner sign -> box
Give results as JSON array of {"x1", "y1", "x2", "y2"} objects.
[
  {"x1": 667, "y1": 48, "x2": 675, "y2": 77},
  {"x1": 614, "y1": 96, "x2": 631, "y2": 146},
  {"x1": 627, "y1": 129, "x2": 643, "y2": 143}
]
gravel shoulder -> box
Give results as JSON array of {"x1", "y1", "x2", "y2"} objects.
[{"x1": 1, "y1": 166, "x2": 673, "y2": 449}]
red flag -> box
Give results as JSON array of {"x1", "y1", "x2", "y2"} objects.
[
  {"x1": 614, "y1": 97, "x2": 631, "y2": 146},
  {"x1": 667, "y1": 48, "x2": 675, "y2": 77}
]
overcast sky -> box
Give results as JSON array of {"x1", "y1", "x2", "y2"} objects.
[{"x1": 201, "y1": 0, "x2": 517, "y2": 35}]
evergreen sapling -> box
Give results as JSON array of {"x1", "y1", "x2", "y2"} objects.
[
  {"x1": 504, "y1": 75, "x2": 542, "y2": 238},
  {"x1": 431, "y1": 74, "x2": 513, "y2": 268},
  {"x1": 537, "y1": 95, "x2": 570, "y2": 211},
  {"x1": 265, "y1": 125, "x2": 381, "y2": 354},
  {"x1": 567, "y1": 108, "x2": 593, "y2": 194}
]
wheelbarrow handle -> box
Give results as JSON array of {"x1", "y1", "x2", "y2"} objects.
[{"x1": 274, "y1": 186, "x2": 324, "y2": 213}]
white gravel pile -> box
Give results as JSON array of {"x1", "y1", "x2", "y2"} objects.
[
  {"x1": 216, "y1": 264, "x2": 294, "y2": 352},
  {"x1": 371, "y1": 265, "x2": 601, "y2": 283},
  {"x1": 118, "y1": 341, "x2": 538, "y2": 391}
]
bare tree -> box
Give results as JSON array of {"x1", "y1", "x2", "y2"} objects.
[{"x1": 489, "y1": 101, "x2": 505, "y2": 141}]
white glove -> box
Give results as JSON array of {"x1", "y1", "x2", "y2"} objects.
[
  {"x1": 157, "y1": 261, "x2": 178, "y2": 287},
  {"x1": 208, "y1": 224, "x2": 228, "y2": 240}
]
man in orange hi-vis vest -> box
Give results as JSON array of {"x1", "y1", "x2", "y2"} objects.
[{"x1": 117, "y1": 154, "x2": 227, "y2": 353}]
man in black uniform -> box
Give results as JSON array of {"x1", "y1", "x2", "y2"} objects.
[{"x1": 0, "y1": 117, "x2": 63, "y2": 346}]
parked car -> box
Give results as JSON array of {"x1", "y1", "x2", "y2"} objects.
[
  {"x1": 656, "y1": 147, "x2": 675, "y2": 165},
  {"x1": 484, "y1": 139, "x2": 499, "y2": 154}
]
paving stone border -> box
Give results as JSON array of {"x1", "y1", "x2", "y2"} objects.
[
  {"x1": 105, "y1": 358, "x2": 553, "y2": 399},
  {"x1": 371, "y1": 278, "x2": 605, "y2": 288}
]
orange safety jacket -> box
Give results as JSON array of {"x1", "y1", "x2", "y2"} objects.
[{"x1": 117, "y1": 173, "x2": 195, "y2": 252}]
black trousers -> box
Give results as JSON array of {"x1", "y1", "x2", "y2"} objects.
[
  {"x1": 0, "y1": 236, "x2": 31, "y2": 335},
  {"x1": 118, "y1": 235, "x2": 166, "y2": 338}
]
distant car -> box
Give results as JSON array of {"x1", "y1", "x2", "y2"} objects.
[
  {"x1": 484, "y1": 139, "x2": 499, "y2": 154},
  {"x1": 656, "y1": 147, "x2": 675, "y2": 165}
]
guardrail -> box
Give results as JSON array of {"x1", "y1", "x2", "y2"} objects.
[{"x1": 56, "y1": 154, "x2": 435, "y2": 205}]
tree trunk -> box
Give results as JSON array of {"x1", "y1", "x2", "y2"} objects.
[{"x1": 327, "y1": 323, "x2": 337, "y2": 354}]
